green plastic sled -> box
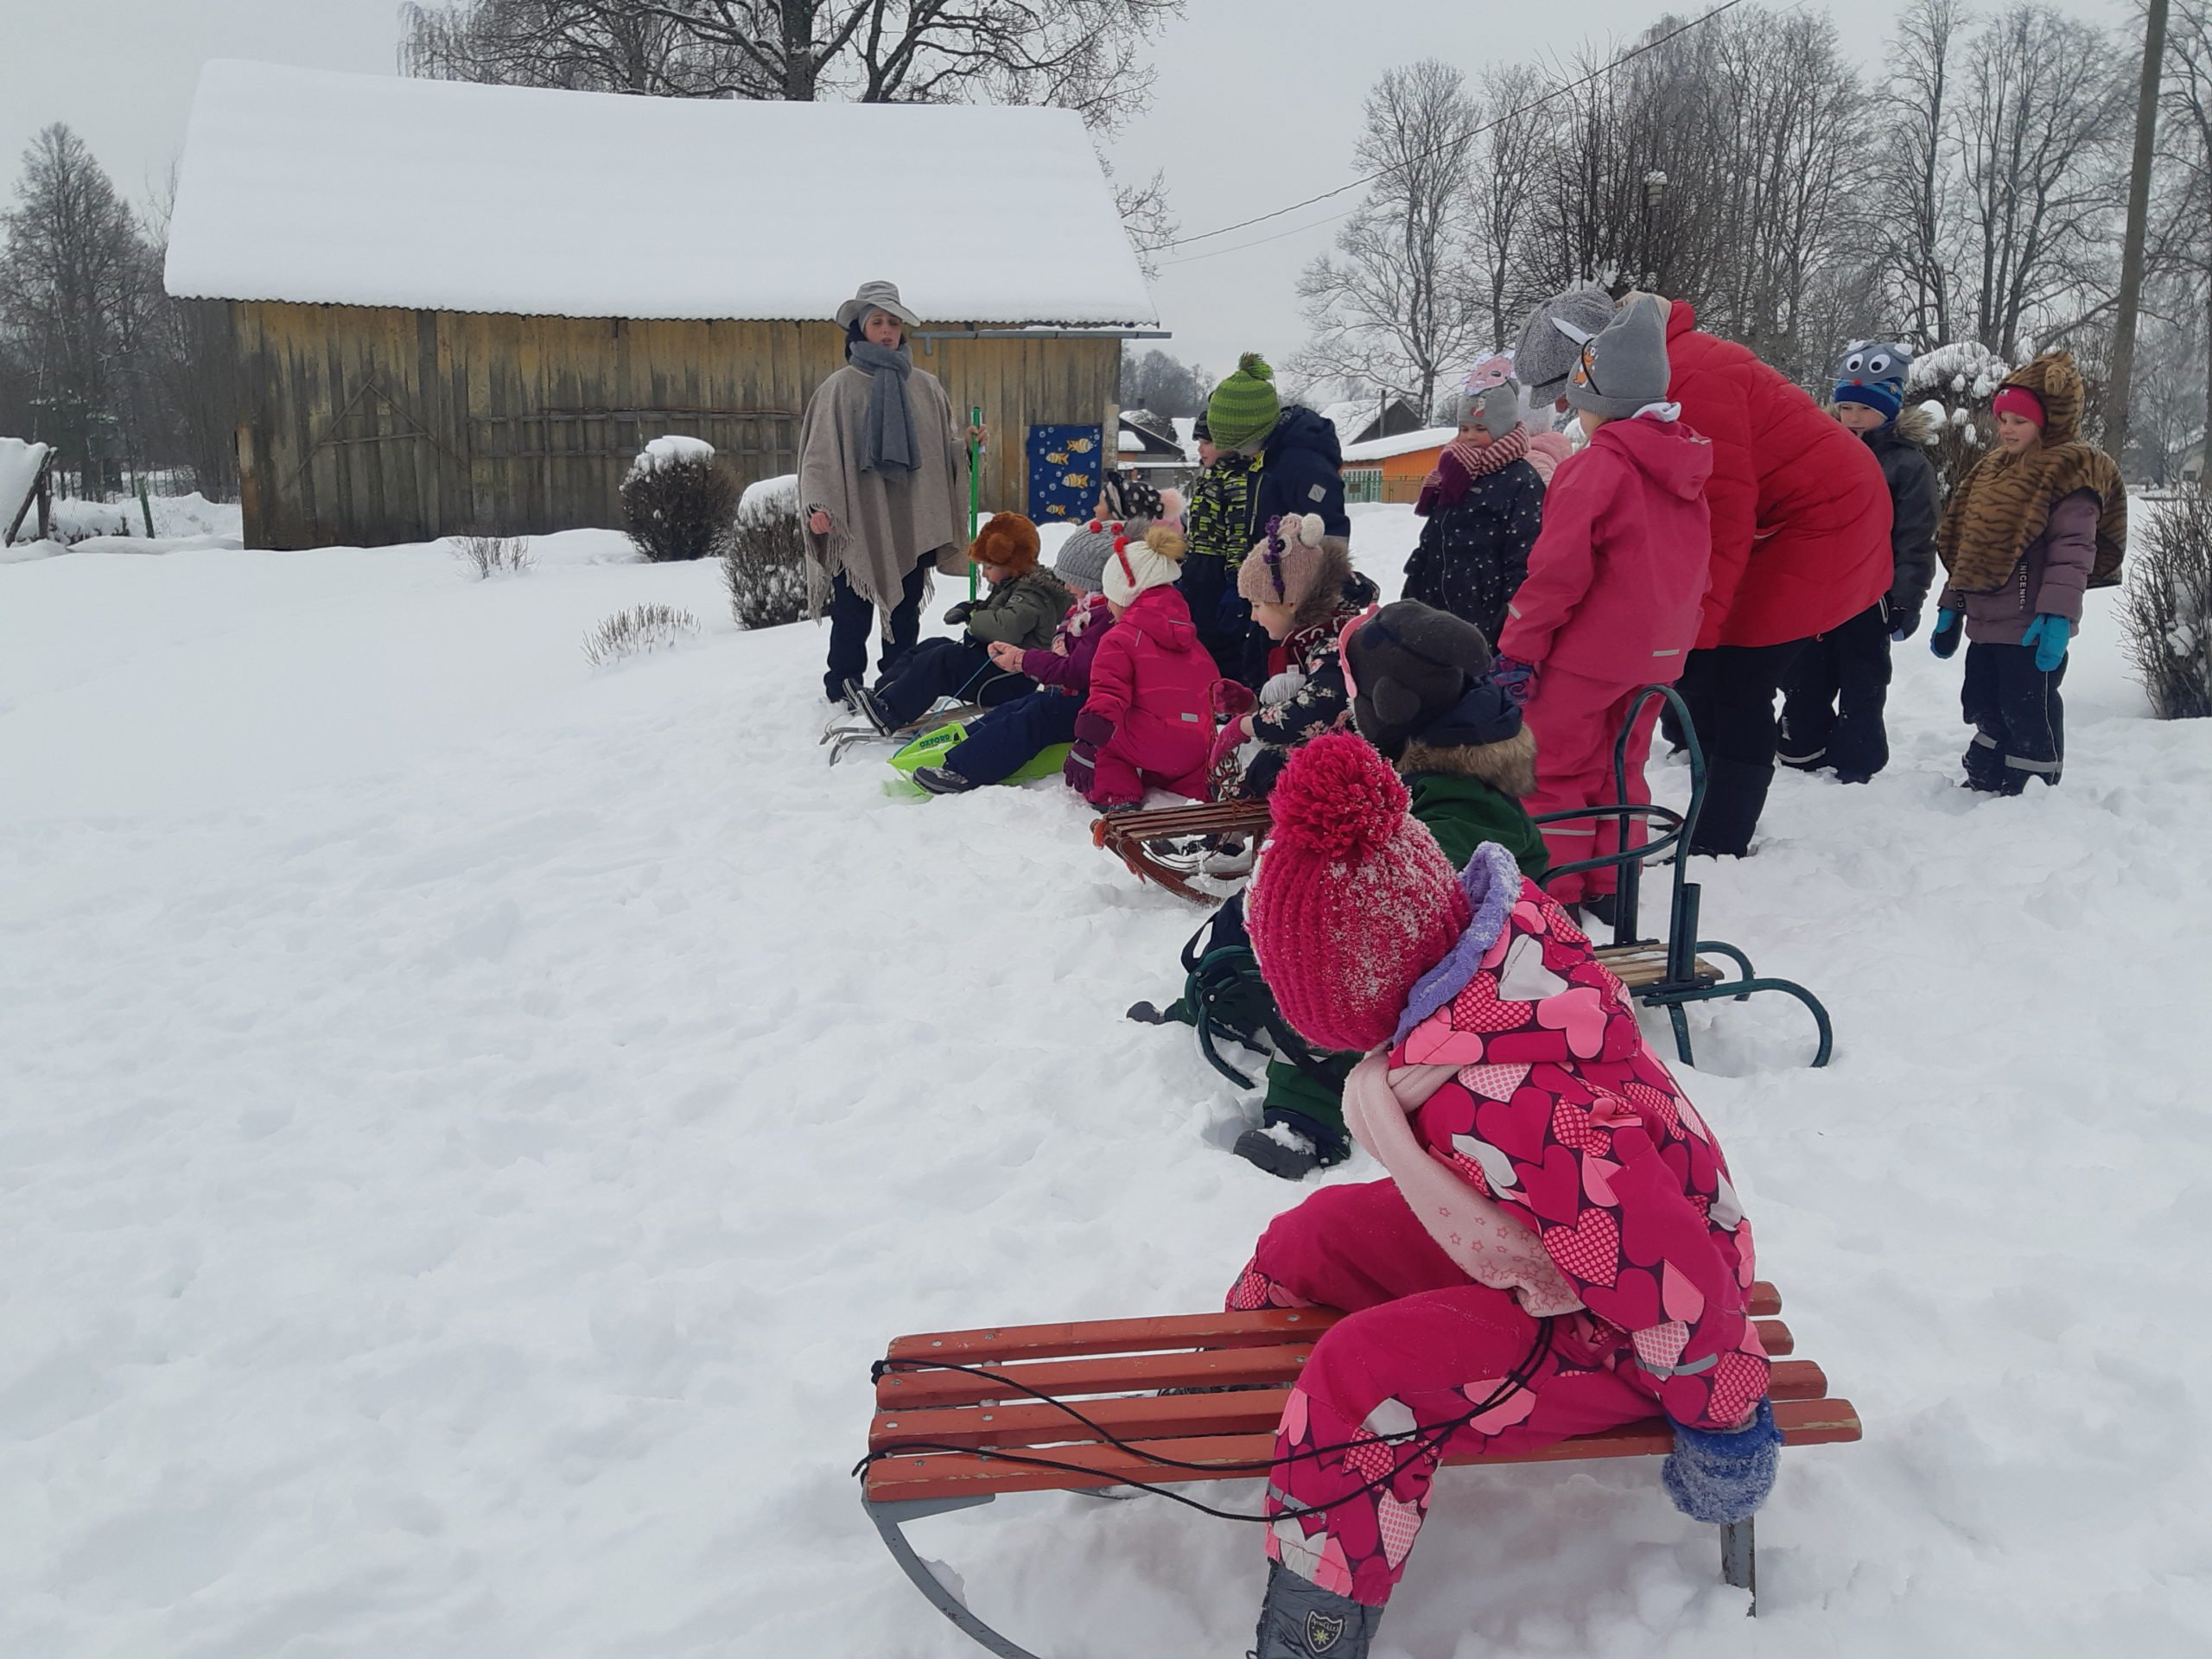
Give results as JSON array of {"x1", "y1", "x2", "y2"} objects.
[{"x1": 882, "y1": 721, "x2": 1071, "y2": 798}]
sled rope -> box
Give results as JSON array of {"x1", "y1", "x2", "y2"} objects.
[{"x1": 855, "y1": 1320, "x2": 1554, "y2": 1525}]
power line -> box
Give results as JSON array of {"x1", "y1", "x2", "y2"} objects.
[{"x1": 1154, "y1": 0, "x2": 1750, "y2": 254}]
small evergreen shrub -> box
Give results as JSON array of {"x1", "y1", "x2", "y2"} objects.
[{"x1": 621, "y1": 436, "x2": 737, "y2": 563}]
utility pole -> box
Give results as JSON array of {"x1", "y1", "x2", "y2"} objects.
[{"x1": 2107, "y1": 0, "x2": 2171, "y2": 474}]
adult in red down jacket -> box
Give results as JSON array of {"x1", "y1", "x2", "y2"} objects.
[
  {"x1": 1069, "y1": 525, "x2": 1215, "y2": 807},
  {"x1": 1660, "y1": 302, "x2": 1891, "y2": 852},
  {"x1": 1517, "y1": 291, "x2": 1892, "y2": 855}
]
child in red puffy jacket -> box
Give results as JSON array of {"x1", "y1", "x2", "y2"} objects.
[
  {"x1": 1067, "y1": 524, "x2": 1215, "y2": 809},
  {"x1": 1497, "y1": 294, "x2": 1713, "y2": 920}
]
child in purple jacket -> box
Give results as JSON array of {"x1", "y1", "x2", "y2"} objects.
[{"x1": 911, "y1": 524, "x2": 1122, "y2": 794}]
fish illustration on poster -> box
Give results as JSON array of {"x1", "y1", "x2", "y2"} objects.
[{"x1": 1027, "y1": 424, "x2": 1103, "y2": 521}]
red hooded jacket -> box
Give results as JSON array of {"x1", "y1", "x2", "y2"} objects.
[
  {"x1": 1665, "y1": 301, "x2": 1893, "y2": 649},
  {"x1": 1497, "y1": 414, "x2": 1713, "y2": 684},
  {"x1": 1081, "y1": 583, "x2": 1215, "y2": 781}
]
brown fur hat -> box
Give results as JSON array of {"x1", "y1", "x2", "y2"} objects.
[{"x1": 970, "y1": 512, "x2": 1042, "y2": 574}]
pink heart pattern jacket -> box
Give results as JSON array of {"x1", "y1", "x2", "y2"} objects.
[{"x1": 1385, "y1": 849, "x2": 1770, "y2": 1432}]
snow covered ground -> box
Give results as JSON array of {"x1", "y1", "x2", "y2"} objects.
[{"x1": 3, "y1": 504, "x2": 2209, "y2": 1656}]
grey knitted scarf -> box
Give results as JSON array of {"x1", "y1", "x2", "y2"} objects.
[{"x1": 847, "y1": 338, "x2": 919, "y2": 475}]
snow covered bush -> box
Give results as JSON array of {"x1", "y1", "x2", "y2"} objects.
[
  {"x1": 582, "y1": 603, "x2": 700, "y2": 667},
  {"x1": 1905, "y1": 342, "x2": 2010, "y2": 497},
  {"x1": 449, "y1": 533, "x2": 532, "y2": 578},
  {"x1": 620, "y1": 436, "x2": 736, "y2": 563},
  {"x1": 2120, "y1": 487, "x2": 2212, "y2": 720},
  {"x1": 721, "y1": 474, "x2": 808, "y2": 631}
]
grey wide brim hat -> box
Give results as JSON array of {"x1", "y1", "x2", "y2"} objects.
[{"x1": 836, "y1": 280, "x2": 922, "y2": 332}]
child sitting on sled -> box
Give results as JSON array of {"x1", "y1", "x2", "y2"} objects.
[
  {"x1": 1213, "y1": 512, "x2": 1380, "y2": 800},
  {"x1": 845, "y1": 513, "x2": 1071, "y2": 733},
  {"x1": 908, "y1": 522, "x2": 1121, "y2": 794},
  {"x1": 1230, "y1": 732, "x2": 1780, "y2": 1658},
  {"x1": 1065, "y1": 522, "x2": 1217, "y2": 810}
]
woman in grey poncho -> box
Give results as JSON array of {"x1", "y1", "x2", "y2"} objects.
[{"x1": 799, "y1": 280, "x2": 975, "y2": 704}]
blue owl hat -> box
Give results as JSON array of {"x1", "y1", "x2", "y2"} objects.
[{"x1": 1834, "y1": 340, "x2": 1911, "y2": 423}]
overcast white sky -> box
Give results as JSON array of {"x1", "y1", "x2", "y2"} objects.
[{"x1": 0, "y1": 0, "x2": 2127, "y2": 383}]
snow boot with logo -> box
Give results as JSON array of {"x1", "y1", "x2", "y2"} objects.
[{"x1": 1251, "y1": 1561, "x2": 1380, "y2": 1658}]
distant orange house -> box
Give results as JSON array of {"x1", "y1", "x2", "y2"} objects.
[{"x1": 1339, "y1": 425, "x2": 1456, "y2": 505}]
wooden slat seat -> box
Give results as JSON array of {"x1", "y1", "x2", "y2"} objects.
[
  {"x1": 861, "y1": 1281, "x2": 1857, "y2": 1648},
  {"x1": 1090, "y1": 800, "x2": 1273, "y2": 905},
  {"x1": 1596, "y1": 942, "x2": 1724, "y2": 990}
]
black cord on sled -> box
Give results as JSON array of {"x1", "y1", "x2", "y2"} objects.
[{"x1": 855, "y1": 1318, "x2": 1554, "y2": 1525}]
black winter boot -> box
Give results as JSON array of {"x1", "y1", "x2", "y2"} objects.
[
  {"x1": 1251, "y1": 1561, "x2": 1381, "y2": 1658},
  {"x1": 1234, "y1": 1126, "x2": 1322, "y2": 1180}
]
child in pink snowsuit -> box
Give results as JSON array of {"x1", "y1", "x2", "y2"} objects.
[
  {"x1": 1496, "y1": 294, "x2": 1713, "y2": 913},
  {"x1": 1231, "y1": 734, "x2": 1779, "y2": 1657},
  {"x1": 1068, "y1": 524, "x2": 1214, "y2": 807}
]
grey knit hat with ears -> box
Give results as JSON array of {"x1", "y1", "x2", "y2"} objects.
[
  {"x1": 1564, "y1": 292, "x2": 1673, "y2": 421},
  {"x1": 1514, "y1": 283, "x2": 1618, "y2": 402},
  {"x1": 1454, "y1": 380, "x2": 1522, "y2": 440}
]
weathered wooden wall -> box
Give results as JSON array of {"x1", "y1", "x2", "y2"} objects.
[{"x1": 231, "y1": 302, "x2": 1122, "y2": 550}]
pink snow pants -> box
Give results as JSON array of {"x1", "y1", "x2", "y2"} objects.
[
  {"x1": 1521, "y1": 665, "x2": 1662, "y2": 903},
  {"x1": 1226, "y1": 1180, "x2": 1660, "y2": 1606},
  {"x1": 1088, "y1": 748, "x2": 1209, "y2": 808}
]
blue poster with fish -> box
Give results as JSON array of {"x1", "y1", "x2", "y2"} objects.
[{"x1": 1026, "y1": 424, "x2": 1103, "y2": 523}]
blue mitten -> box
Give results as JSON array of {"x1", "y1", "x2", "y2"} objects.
[
  {"x1": 2022, "y1": 613, "x2": 2071, "y2": 672},
  {"x1": 1929, "y1": 608, "x2": 1962, "y2": 659},
  {"x1": 1661, "y1": 1398, "x2": 1782, "y2": 1524}
]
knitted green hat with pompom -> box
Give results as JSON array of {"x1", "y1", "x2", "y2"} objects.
[{"x1": 1206, "y1": 352, "x2": 1282, "y2": 453}]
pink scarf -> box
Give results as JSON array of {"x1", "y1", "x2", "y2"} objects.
[{"x1": 1444, "y1": 423, "x2": 1529, "y2": 480}]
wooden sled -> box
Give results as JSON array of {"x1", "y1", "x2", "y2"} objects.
[
  {"x1": 861, "y1": 1281, "x2": 1860, "y2": 1656},
  {"x1": 1089, "y1": 799, "x2": 1274, "y2": 906}
]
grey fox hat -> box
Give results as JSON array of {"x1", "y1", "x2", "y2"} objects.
[
  {"x1": 1565, "y1": 294, "x2": 1673, "y2": 421},
  {"x1": 836, "y1": 279, "x2": 922, "y2": 332},
  {"x1": 1514, "y1": 283, "x2": 1618, "y2": 402}
]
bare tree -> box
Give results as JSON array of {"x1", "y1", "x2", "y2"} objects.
[
  {"x1": 0, "y1": 125, "x2": 153, "y2": 493},
  {"x1": 400, "y1": 0, "x2": 763, "y2": 94},
  {"x1": 1952, "y1": 4, "x2": 2127, "y2": 358},
  {"x1": 1118, "y1": 347, "x2": 1210, "y2": 418},
  {"x1": 2165, "y1": 0, "x2": 2212, "y2": 474},
  {"x1": 1470, "y1": 63, "x2": 1549, "y2": 352},
  {"x1": 1296, "y1": 60, "x2": 1486, "y2": 415},
  {"x1": 1876, "y1": 0, "x2": 1968, "y2": 349}
]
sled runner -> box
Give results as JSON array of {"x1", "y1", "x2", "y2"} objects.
[
  {"x1": 1089, "y1": 799, "x2": 1274, "y2": 906},
  {"x1": 859, "y1": 1282, "x2": 1859, "y2": 1655},
  {"x1": 821, "y1": 697, "x2": 984, "y2": 766}
]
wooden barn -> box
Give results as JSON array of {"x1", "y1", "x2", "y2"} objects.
[{"x1": 163, "y1": 61, "x2": 1160, "y2": 550}]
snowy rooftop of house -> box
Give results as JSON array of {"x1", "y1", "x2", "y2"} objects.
[
  {"x1": 1340, "y1": 426, "x2": 1456, "y2": 463},
  {"x1": 164, "y1": 60, "x2": 1157, "y2": 327}
]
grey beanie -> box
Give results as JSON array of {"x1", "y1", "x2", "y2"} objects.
[
  {"x1": 1454, "y1": 380, "x2": 1522, "y2": 441},
  {"x1": 1565, "y1": 294, "x2": 1673, "y2": 421},
  {"x1": 1514, "y1": 283, "x2": 1618, "y2": 402},
  {"x1": 1053, "y1": 524, "x2": 1117, "y2": 594},
  {"x1": 1347, "y1": 601, "x2": 1516, "y2": 760}
]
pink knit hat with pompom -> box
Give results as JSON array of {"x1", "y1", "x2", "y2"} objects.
[{"x1": 1246, "y1": 733, "x2": 1472, "y2": 1052}]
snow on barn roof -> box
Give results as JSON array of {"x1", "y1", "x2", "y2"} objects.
[
  {"x1": 164, "y1": 60, "x2": 1157, "y2": 327},
  {"x1": 1340, "y1": 426, "x2": 1456, "y2": 463}
]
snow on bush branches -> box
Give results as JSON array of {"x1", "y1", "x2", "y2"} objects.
[
  {"x1": 721, "y1": 474, "x2": 808, "y2": 631},
  {"x1": 582, "y1": 604, "x2": 700, "y2": 667},
  {"x1": 2121, "y1": 488, "x2": 2212, "y2": 720},
  {"x1": 621, "y1": 437, "x2": 736, "y2": 563}
]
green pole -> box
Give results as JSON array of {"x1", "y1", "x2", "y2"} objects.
[{"x1": 967, "y1": 404, "x2": 983, "y2": 601}]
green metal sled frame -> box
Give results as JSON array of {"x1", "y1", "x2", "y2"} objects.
[{"x1": 1529, "y1": 683, "x2": 1833, "y2": 1069}]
